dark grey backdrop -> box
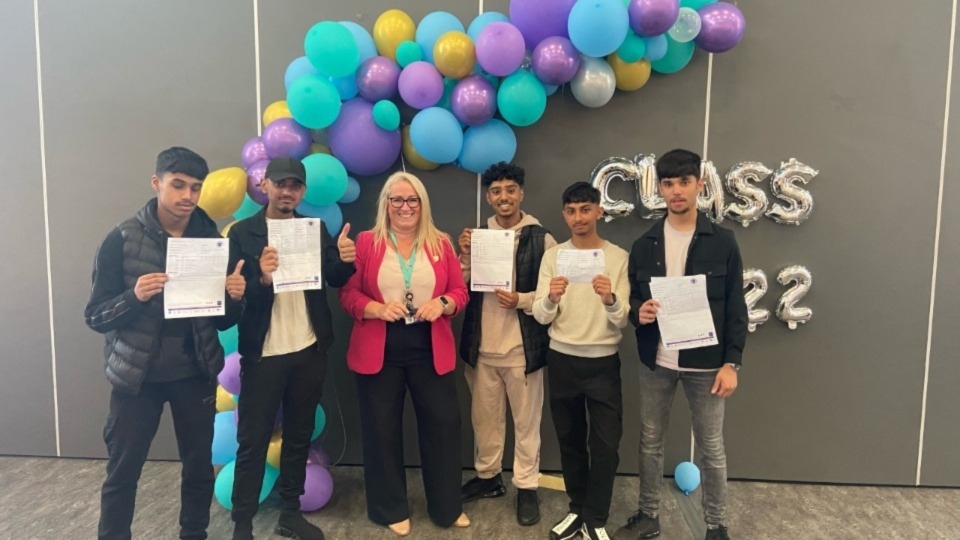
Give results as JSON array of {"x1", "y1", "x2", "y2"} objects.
[{"x1": 1, "y1": 0, "x2": 957, "y2": 487}]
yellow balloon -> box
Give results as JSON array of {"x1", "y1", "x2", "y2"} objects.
[
  {"x1": 607, "y1": 54, "x2": 652, "y2": 92},
  {"x1": 310, "y1": 142, "x2": 331, "y2": 155},
  {"x1": 198, "y1": 167, "x2": 247, "y2": 219},
  {"x1": 220, "y1": 220, "x2": 238, "y2": 238},
  {"x1": 373, "y1": 9, "x2": 415, "y2": 61},
  {"x1": 433, "y1": 31, "x2": 475, "y2": 79},
  {"x1": 401, "y1": 125, "x2": 438, "y2": 171},
  {"x1": 216, "y1": 385, "x2": 236, "y2": 412},
  {"x1": 262, "y1": 100, "x2": 292, "y2": 128},
  {"x1": 266, "y1": 431, "x2": 283, "y2": 469}
]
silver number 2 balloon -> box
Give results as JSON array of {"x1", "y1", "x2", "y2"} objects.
[
  {"x1": 766, "y1": 158, "x2": 818, "y2": 226},
  {"x1": 742, "y1": 268, "x2": 770, "y2": 332},
  {"x1": 776, "y1": 265, "x2": 813, "y2": 329},
  {"x1": 724, "y1": 162, "x2": 771, "y2": 227}
]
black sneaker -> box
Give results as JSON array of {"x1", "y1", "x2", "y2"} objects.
[
  {"x1": 581, "y1": 523, "x2": 612, "y2": 540},
  {"x1": 232, "y1": 521, "x2": 253, "y2": 540},
  {"x1": 549, "y1": 513, "x2": 583, "y2": 540},
  {"x1": 516, "y1": 488, "x2": 540, "y2": 526},
  {"x1": 622, "y1": 510, "x2": 660, "y2": 539},
  {"x1": 275, "y1": 512, "x2": 324, "y2": 540},
  {"x1": 705, "y1": 526, "x2": 730, "y2": 540},
  {"x1": 460, "y1": 473, "x2": 506, "y2": 502}
]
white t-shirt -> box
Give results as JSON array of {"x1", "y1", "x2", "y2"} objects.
[{"x1": 262, "y1": 289, "x2": 317, "y2": 357}]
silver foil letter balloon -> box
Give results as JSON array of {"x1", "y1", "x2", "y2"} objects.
[
  {"x1": 636, "y1": 154, "x2": 666, "y2": 219},
  {"x1": 742, "y1": 268, "x2": 770, "y2": 332},
  {"x1": 776, "y1": 265, "x2": 813, "y2": 330},
  {"x1": 766, "y1": 158, "x2": 818, "y2": 226},
  {"x1": 724, "y1": 161, "x2": 771, "y2": 227},
  {"x1": 697, "y1": 160, "x2": 725, "y2": 224},
  {"x1": 589, "y1": 156, "x2": 639, "y2": 222}
]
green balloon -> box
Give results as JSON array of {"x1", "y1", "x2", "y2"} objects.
[
  {"x1": 372, "y1": 100, "x2": 400, "y2": 130},
  {"x1": 311, "y1": 405, "x2": 327, "y2": 441},
  {"x1": 395, "y1": 40, "x2": 423, "y2": 68},
  {"x1": 618, "y1": 32, "x2": 647, "y2": 63},
  {"x1": 218, "y1": 326, "x2": 239, "y2": 355},
  {"x1": 302, "y1": 153, "x2": 348, "y2": 206},
  {"x1": 497, "y1": 70, "x2": 547, "y2": 127},
  {"x1": 650, "y1": 35, "x2": 696, "y2": 75},
  {"x1": 681, "y1": 0, "x2": 717, "y2": 10},
  {"x1": 287, "y1": 74, "x2": 341, "y2": 129},
  {"x1": 304, "y1": 21, "x2": 359, "y2": 78},
  {"x1": 232, "y1": 195, "x2": 262, "y2": 222},
  {"x1": 214, "y1": 461, "x2": 279, "y2": 510}
]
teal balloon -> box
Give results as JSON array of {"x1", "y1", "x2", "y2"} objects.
[
  {"x1": 212, "y1": 412, "x2": 239, "y2": 465},
  {"x1": 467, "y1": 11, "x2": 509, "y2": 41},
  {"x1": 214, "y1": 461, "x2": 279, "y2": 509},
  {"x1": 643, "y1": 35, "x2": 669, "y2": 62},
  {"x1": 395, "y1": 41, "x2": 423, "y2": 68},
  {"x1": 218, "y1": 326, "x2": 239, "y2": 355},
  {"x1": 302, "y1": 153, "x2": 348, "y2": 206},
  {"x1": 372, "y1": 100, "x2": 401, "y2": 130},
  {"x1": 496, "y1": 70, "x2": 547, "y2": 127},
  {"x1": 311, "y1": 405, "x2": 327, "y2": 441},
  {"x1": 232, "y1": 195, "x2": 263, "y2": 221},
  {"x1": 618, "y1": 32, "x2": 647, "y2": 63},
  {"x1": 297, "y1": 201, "x2": 343, "y2": 236},
  {"x1": 674, "y1": 461, "x2": 701, "y2": 495},
  {"x1": 287, "y1": 74, "x2": 341, "y2": 129},
  {"x1": 650, "y1": 35, "x2": 696, "y2": 74},
  {"x1": 568, "y1": 0, "x2": 630, "y2": 58},
  {"x1": 304, "y1": 21, "x2": 360, "y2": 78},
  {"x1": 339, "y1": 21, "x2": 377, "y2": 62},
  {"x1": 338, "y1": 177, "x2": 361, "y2": 203},
  {"x1": 681, "y1": 0, "x2": 717, "y2": 9}
]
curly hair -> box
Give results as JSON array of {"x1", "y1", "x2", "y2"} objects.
[{"x1": 481, "y1": 161, "x2": 525, "y2": 189}]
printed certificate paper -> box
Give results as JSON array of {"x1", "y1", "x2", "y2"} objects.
[
  {"x1": 268, "y1": 217, "x2": 323, "y2": 293},
  {"x1": 557, "y1": 248, "x2": 605, "y2": 284},
  {"x1": 649, "y1": 275, "x2": 719, "y2": 350},
  {"x1": 164, "y1": 238, "x2": 228, "y2": 319},
  {"x1": 470, "y1": 229, "x2": 515, "y2": 292}
]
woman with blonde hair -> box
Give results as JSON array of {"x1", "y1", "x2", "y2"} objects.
[{"x1": 339, "y1": 171, "x2": 470, "y2": 536}]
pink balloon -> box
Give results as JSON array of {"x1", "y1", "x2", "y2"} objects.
[
  {"x1": 245, "y1": 160, "x2": 269, "y2": 205},
  {"x1": 476, "y1": 22, "x2": 526, "y2": 77},
  {"x1": 218, "y1": 352, "x2": 242, "y2": 396},
  {"x1": 299, "y1": 464, "x2": 333, "y2": 512},
  {"x1": 398, "y1": 61, "x2": 444, "y2": 109}
]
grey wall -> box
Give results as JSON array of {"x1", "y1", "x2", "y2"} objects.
[{"x1": 1, "y1": 0, "x2": 957, "y2": 487}]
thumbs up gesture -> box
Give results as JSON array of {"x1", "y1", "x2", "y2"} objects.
[
  {"x1": 225, "y1": 259, "x2": 246, "y2": 301},
  {"x1": 337, "y1": 223, "x2": 356, "y2": 263}
]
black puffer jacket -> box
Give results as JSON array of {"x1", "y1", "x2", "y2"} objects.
[{"x1": 85, "y1": 199, "x2": 244, "y2": 394}]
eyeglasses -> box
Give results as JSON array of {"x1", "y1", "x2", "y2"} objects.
[{"x1": 388, "y1": 196, "x2": 421, "y2": 209}]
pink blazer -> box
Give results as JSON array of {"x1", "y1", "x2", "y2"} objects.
[{"x1": 339, "y1": 231, "x2": 469, "y2": 375}]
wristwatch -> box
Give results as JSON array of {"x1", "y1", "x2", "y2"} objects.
[
  {"x1": 725, "y1": 363, "x2": 741, "y2": 372},
  {"x1": 438, "y1": 296, "x2": 449, "y2": 307}
]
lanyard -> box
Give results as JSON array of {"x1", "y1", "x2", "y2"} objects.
[{"x1": 388, "y1": 230, "x2": 417, "y2": 291}]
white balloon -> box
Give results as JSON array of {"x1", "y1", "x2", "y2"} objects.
[{"x1": 571, "y1": 56, "x2": 616, "y2": 108}]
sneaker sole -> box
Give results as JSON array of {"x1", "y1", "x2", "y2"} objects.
[
  {"x1": 639, "y1": 530, "x2": 661, "y2": 539},
  {"x1": 517, "y1": 513, "x2": 541, "y2": 527},
  {"x1": 461, "y1": 486, "x2": 507, "y2": 503},
  {"x1": 274, "y1": 525, "x2": 325, "y2": 540},
  {"x1": 549, "y1": 530, "x2": 581, "y2": 540}
]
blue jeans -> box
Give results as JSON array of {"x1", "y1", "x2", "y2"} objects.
[{"x1": 637, "y1": 366, "x2": 727, "y2": 527}]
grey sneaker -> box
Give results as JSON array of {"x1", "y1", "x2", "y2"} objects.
[{"x1": 623, "y1": 510, "x2": 660, "y2": 538}]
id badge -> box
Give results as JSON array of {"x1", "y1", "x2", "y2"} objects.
[{"x1": 404, "y1": 314, "x2": 418, "y2": 325}]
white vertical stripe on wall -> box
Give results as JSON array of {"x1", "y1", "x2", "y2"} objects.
[
  {"x1": 254, "y1": 0, "x2": 263, "y2": 136},
  {"x1": 34, "y1": 0, "x2": 61, "y2": 457},
  {"x1": 917, "y1": 0, "x2": 957, "y2": 487}
]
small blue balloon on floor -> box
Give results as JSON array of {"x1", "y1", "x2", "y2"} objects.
[{"x1": 675, "y1": 461, "x2": 701, "y2": 495}]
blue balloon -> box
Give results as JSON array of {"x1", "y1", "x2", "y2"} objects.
[
  {"x1": 214, "y1": 461, "x2": 278, "y2": 510},
  {"x1": 544, "y1": 83, "x2": 559, "y2": 96},
  {"x1": 410, "y1": 107, "x2": 463, "y2": 163},
  {"x1": 329, "y1": 74, "x2": 358, "y2": 100},
  {"x1": 416, "y1": 11, "x2": 465, "y2": 63},
  {"x1": 232, "y1": 195, "x2": 262, "y2": 221},
  {"x1": 311, "y1": 405, "x2": 327, "y2": 441},
  {"x1": 338, "y1": 176, "x2": 361, "y2": 203},
  {"x1": 212, "y1": 412, "x2": 239, "y2": 465},
  {"x1": 467, "y1": 11, "x2": 509, "y2": 41},
  {"x1": 674, "y1": 461, "x2": 701, "y2": 495},
  {"x1": 458, "y1": 120, "x2": 517, "y2": 174},
  {"x1": 297, "y1": 201, "x2": 344, "y2": 236},
  {"x1": 284, "y1": 56, "x2": 319, "y2": 91},
  {"x1": 643, "y1": 34, "x2": 669, "y2": 62},
  {"x1": 568, "y1": 0, "x2": 629, "y2": 58},
  {"x1": 339, "y1": 21, "x2": 377, "y2": 62}
]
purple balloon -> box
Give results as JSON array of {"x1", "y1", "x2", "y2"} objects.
[
  {"x1": 451, "y1": 75, "x2": 497, "y2": 126},
  {"x1": 695, "y1": 3, "x2": 745, "y2": 53},
  {"x1": 509, "y1": 0, "x2": 577, "y2": 50},
  {"x1": 218, "y1": 352, "x2": 241, "y2": 395},
  {"x1": 300, "y1": 464, "x2": 333, "y2": 512},
  {"x1": 307, "y1": 442, "x2": 331, "y2": 467},
  {"x1": 476, "y1": 22, "x2": 526, "y2": 77},
  {"x1": 356, "y1": 56, "x2": 401, "y2": 102},
  {"x1": 262, "y1": 118, "x2": 311, "y2": 159},
  {"x1": 241, "y1": 136, "x2": 268, "y2": 169},
  {"x1": 628, "y1": 0, "x2": 680, "y2": 38},
  {"x1": 329, "y1": 98, "x2": 401, "y2": 176},
  {"x1": 532, "y1": 37, "x2": 581, "y2": 86},
  {"x1": 398, "y1": 61, "x2": 444, "y2": 109},
  {"x1": 245, "y1": 160, "x2": 269, "y2": 205}
]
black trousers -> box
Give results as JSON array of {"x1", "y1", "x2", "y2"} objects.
[
  {"x1": 232, "y1": 344, "x2": 325, "y2": 522},
  {"x1": 354, "y1": 321, "x2": 462, "y2": 527},
  {"x1": 547, "y1": 349, "x2": 623, "y2": 528},
  {"x1": 99, "y1": 376, "x2": 215, "y2": 540}
]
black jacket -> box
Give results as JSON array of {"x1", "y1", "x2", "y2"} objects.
[
  {"x1": 84, "y1": 199, "x2": 244, "y2": 394},
  {"x1": 227, "y1": 209, "x2": 355, "y2": 361},
  {"x1": 628, "y1": 213, "x2": 748, "y2": 371}
]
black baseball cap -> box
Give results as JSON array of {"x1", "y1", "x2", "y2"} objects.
[{"x1": 265, "y1": 157, "x2": 306, "y2": 184}]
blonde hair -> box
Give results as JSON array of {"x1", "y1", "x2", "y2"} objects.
[{"x1": 372, "y1": 171, "x2": 449, "y2": 256}]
